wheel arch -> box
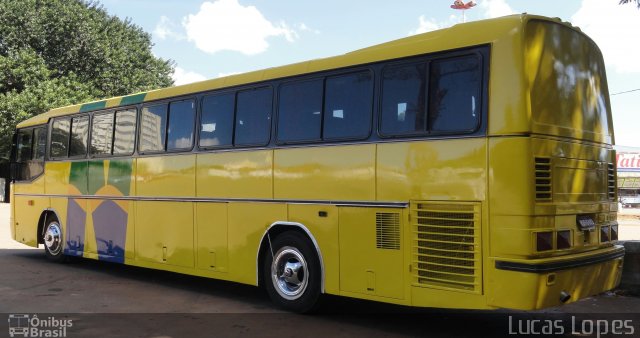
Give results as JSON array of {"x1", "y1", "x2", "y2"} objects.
[
  {"x1": 37, "y1": 208, "x2": 62, "y2": 244},
  {"x1": 256, "y1": 221, "x2": 325, "y2": 294}
]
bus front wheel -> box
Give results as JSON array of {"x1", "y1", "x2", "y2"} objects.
[
  {"x1": 263, "y1": 231, "x2": 321, "y2": 313},
  {"x1": 43, "y1": 220, "x2": 66, "y2": 262}
]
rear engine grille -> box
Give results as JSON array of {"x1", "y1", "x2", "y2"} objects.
[
  {"x1": 535, "y1": 157, "x2": 552, "y2": 202},
  {"x1": 608, "y1": 163, "x2": 616, "y2": 201},
  {"x1": 411, "y1": 202, "x2": 481, "y2": 294}
]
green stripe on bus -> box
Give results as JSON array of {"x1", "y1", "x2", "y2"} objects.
[
  {"x1": 119, "y1": 93, "x2": 146, "y2": 106},
  {"x1": 79, "y1": 101, "x2": 107, "y2": 113}
]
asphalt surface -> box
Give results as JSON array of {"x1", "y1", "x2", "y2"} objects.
[{"x1": 1, "y1": 203, "x2": 639, "y2": 337}]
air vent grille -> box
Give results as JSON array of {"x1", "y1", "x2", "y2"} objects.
[
  {"x1": 535, "y1": 157, "x2": 552, "y2": 202},
  {"x1": 608, "y1": 163, "x2": 616, "y2": 201},
  {"x1": 411, "y1": 202, "x2": 481, "y2": 294},
  {"x1": 376, "y1": 212, "x2": 400, "y2": 250}
]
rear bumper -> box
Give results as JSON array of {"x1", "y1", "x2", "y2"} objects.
[
  {"x1": 495, "y1": 246, "x2": 625, "y2": 273},
  {"x1": 488, "y1": 245, "x2": 625, "y2": 310}
]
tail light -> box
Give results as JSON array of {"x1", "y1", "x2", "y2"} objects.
[
  {"x1": 557, "y1": 230, "x2": 572, "y2": 250},
  {"x1": 536, "y1": 232, "x2": 553, "y2": 251},
  {"x1": 600, "y1": 226, "x2": 610, "y2": 243},
  {"x1": 611, "y1": 223, "x2": 619, "y2": 241}
]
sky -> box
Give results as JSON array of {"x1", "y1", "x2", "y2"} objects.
[{"x1": 98, "y1": 0, "x2": 640, "y2": 147}]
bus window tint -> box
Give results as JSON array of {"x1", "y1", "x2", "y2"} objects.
[
  {"x1": 278, "y1": 80, "x2": 322, "y2": 143},
  {"x1": 91, "y1": 113, "x2": 114, "y2": 156},
  {"x1": 33, "y1": 127, "x2": 46, "y2": 160},
  {"x1": 51, "y1": 119, "x2": 71, "y2": 158},
  {"x1": 235, "y1": 88, "x2": 272, "y2": 146},
  {"x1": 114, "y1": 109, "x2": 136, "y2": 155},
  {"x1": 16, "y1": 130, "x2": 33, "y2": 162},
  {"x1": 429, "y1": 56, "x2": 481, "y2": 133},
  {"x1": 200, "y1": 94, "x2": 234, "y2": 148},
  {"x1": 140, "y1": 104, "x2": 168, "y2": 152},
  {"x1": 323, "y1": 72, "x2": 372, "y2": 140},
  {"x1": 167, "y1": 100, "x2": 195, "y2": 150},
  {"x1": 69, "y1": 116, "x2": 89, "y2": 157},
  {"x1": 380, "y1": 63, "x2": 427, "y2": 136}
]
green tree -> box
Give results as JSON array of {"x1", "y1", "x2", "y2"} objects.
[
  {"x1": 0, "y1": 0, "x2": 174, "y2": 158},
  {"x1": 619, "y1": 0, "x2": 640, "y2": 8}
]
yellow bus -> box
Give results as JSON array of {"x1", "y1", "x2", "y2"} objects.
[{"x1": 9, "y1": 14, "x2": 623, "y2": 312}]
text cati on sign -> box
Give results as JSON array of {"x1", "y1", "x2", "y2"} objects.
[{"x1": 617, "y1": 153, "x2": 640, "y2": 170}]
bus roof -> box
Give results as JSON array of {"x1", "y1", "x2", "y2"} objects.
[{"x1": 17, "y1": 14, "x2": 579, "y2": 128}]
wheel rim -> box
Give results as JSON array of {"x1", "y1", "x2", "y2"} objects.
[
  {"x1": 44, "y1": 222, "x2": 62, "y2": 255},
  {"x1": 271, "y1": 246, "x2": 309, "y2": 300}
]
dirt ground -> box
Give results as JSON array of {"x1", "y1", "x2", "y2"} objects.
[{"x1": 618, "y1": 207, "x2": 640, "y2": 240}]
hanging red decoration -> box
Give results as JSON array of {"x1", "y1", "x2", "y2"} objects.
[{"x1": 451, "y1": 1, "x2": 477, "y2": 10}]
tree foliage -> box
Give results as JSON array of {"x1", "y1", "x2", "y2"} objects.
[
  {"x1": 619, "y1": 0, "x2": 640, "y2": 8},
  {"x1": 0, "y1": 0, "x2": 174, "y2": 158}
]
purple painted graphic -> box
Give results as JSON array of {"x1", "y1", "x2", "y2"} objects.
[
  {"x1": 64, "y1": 199, "x2": 86, "y2": 256},
  {"x1": 92, "y1": 200, "x2": 127, "y2": 263}
]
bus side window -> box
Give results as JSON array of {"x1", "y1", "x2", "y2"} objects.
[
  {"x1": 91, "y1": 112, "x2": 115, "y2": 156},
  {"x1": 200, "y1": 93, "x2": 234, "y2": 148},
  {"x1": 114, "y1": 109, "x2": 137, "y2": 155},
  {"x1": 428, "y1": 55, "x2": 481, "y2": 133},
  {"x1": 277, "y1": 79, "x2": 322, "y2": 143},
  {"x1": 51, "y1": 118, "x2": 71, "y2": 158},
  {"x1": 140, "y1": 104, "x2": 168, "y2": 153},
  {"x1": 235, "y1": 87, "x2": 272, "y2": 147},
  {"x1": 33, "y1": 127, "x2": 46, "y2": 161},
  {"x1": 167, "y1": 100, "x2": 196, "y2": 151},
  {"x1": 380, "y1": 63, "x2": 427, "y2": 136},
  {"x1": 323, "y1": 71, "x2": 373, "y2": 140},
  {"x1": 69, "y1": 116, "x2": 89, "y2": 157},
  {"x1": 16, "y1": 130, "x2": 33, "y2": 163}
]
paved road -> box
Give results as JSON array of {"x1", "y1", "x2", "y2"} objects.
[{"x1": 1, "y1": 203, "x2": 639, "y2": 337}]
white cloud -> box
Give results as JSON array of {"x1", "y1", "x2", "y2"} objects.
[
  {"x1": 572, "y1": 0, "x2": 640, "y2": 73},
  {"x1": 481, "y1": 0, "x2": 515, "y2": 19},
  {"x1": 173, "y1": 67, "x2": 207, "y2": 86},
  {"x1": 183, "y1": 0, "x2": 298, "y2": 55},
  {"x1": 298, "y1": 23, "x2": 320, "y2": 35},
  {"x1": 154, "y1": 16, "x2": 184, "y2": 40},
  {"x1": 409, "y1": 16, "x2": 441, "y2": 35}
]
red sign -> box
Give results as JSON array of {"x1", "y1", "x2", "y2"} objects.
[{"x1": 617, "y1": 153, "x2": 640, "y2": 170}]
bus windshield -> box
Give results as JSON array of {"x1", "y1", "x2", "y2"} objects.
[{"x1": 526, "y1": 20, "x2": 613, "y2": 144}]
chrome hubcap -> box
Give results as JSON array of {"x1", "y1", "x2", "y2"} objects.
[
  {"x1": 271, "y1": 247, "x2": 308, "y2": 300},
  {"x1": 44, "y1": 222, "x2": 62, "y2": 255}
]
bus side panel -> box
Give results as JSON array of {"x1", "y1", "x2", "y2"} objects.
[
  {"x1": 287, "y1": 204, "x2": 339, "y2": 294},
  {"x1": 196, "y1": 150, "x2": 273, "y2": 199},
  {"x1": 135, "y1": 201, "x2": 194, "y2": 268},
  {"x1": 13, "y1": 196, "x2": 48, "y2": 247},
  {"x1": 338, "y1": 207, "x2": 405, "y2": 301},
  {"x1": 135, "y1": 155, "x2": 195, "y2": 269},
  {"x1": 195, "y1": 202, "x2": 228, "y2": 273},
  {"x1": 273, "y1": 145, "x2": 375, "y2": 201},
  {"x1": 12, "y1": 175, "x2": 46, "y2": 247},
  {"x1": 227, "y1": 202, "x2": 287, "y2": 286},
  {"x1": 84, "y1": 159, "x2": 136, "y2": 262},
  {"x1": 376, "y1": 139, "x2": 487, "y2": 202}
]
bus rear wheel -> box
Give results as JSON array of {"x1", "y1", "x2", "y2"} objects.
[
  {"x1": 263, "y1": 231, "x2": 321, "y2": 313},
  {"x1": 43, "y1": 220, "x2": 66, "y2": 262}
]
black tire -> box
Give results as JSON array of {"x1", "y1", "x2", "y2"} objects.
[
  {"x1": 42, "y1": 219, "x2": 66, "y2": 263},
  {"x1": 263, "y1": 231, "x2": 321, "y2": 313}
]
